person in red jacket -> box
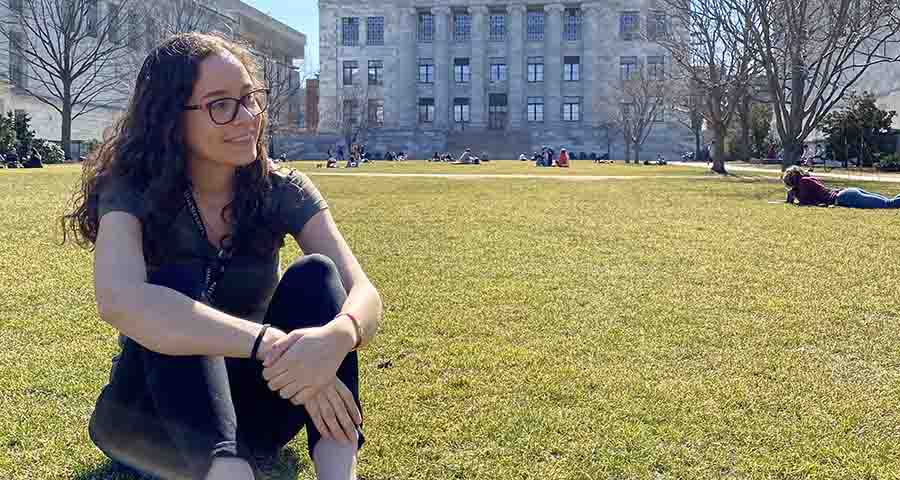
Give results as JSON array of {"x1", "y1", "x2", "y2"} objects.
[
  {"x1": 783, "y1": 166, "x2": 900, "y2": 208},
  {"x1": 557, "y1": 148, "x2": 570, "y2": 168}
]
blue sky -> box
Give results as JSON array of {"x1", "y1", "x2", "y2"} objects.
[{"x1": 243, "y1": 0, "x2": 319, "y2": 76}]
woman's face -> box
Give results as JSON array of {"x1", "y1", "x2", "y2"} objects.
[{"x1": 182, "y1": 52, "x2": 262, "y2": 169}]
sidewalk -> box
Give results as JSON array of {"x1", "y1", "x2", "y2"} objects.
[{"x1": 669, "y1": 161, "x2": 900, "y2": 184}]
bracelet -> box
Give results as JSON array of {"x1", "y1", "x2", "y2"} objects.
[
  {"x1": 250, "y1": 324, "x2": 270, "y2": 361},
  {"x1": 337, "y1": 312, "x2": 363, "y2": 351}
]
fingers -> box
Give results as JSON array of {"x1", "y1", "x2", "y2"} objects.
[
  {"x1": 263, "y1": 330, "x2": 305, "y2": 368},
  {"x1": 325, "y1": 387, "x2": 357, "y2": 444},
  {"x1": 335, "y1": 379, "x2": 362, "y2": 426},
  {"x1": 303, "y1": 397, "x2": 333, "y2": 442},
  {"x1": 265, "y1": 368, "x2": 294, "y2": 391}
]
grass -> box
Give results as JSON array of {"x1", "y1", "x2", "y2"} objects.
[{"x1": 2, "y1": 163, "x2": 900, "y2": 479}]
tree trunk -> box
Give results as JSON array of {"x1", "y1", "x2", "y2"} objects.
[
  {"x1": 711, "y1": 130, "x2": 727, "y2": 174},
  {"x1": 61, "y1": 90, "x2": 72, "y2": 161},
  {"x1": 738, "y1": 98, "x2": 751, "y2": 161},
  {"x1": 694, "y1": 129, "x2": 702, "y2": 162},
  {"x1": 624, "y1": 141, "x2": 632, "y2": 163},
  {"x1": 782, "y1": 139, "x2": 801, "y2": 170},
  {"x1": 634, "y1": 143, "x2": 641, "y2": 164}
]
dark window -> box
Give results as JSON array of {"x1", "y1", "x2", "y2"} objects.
[
  {"x1": 343, "y1": 60, "x2": 359, "y2": 86},
  {"x1": 563, "y1": 97, "x2": 581, "y2": 122},
  {"x1": 653, "y1": 100, "x2": 665, "y2": 123},
  {"x1": 86, "y1": 0, "x2": 99, "y2": 37},
  {"x1": 108, "y1": 4, "x2": 120, "y2": 43},
  {"x1": 368, "y1": 99, "x2": 384, "y2": 126},
  {"x1": 527, "y1": 11, "x2": 544, "y2": 41},
  {"x1": 490, "y1": 60, "x2": 507, "y2": 82},
  {"x1": 489, "y1": 14, "x2": 506, "y2": 41},
  {"x1": 620, "y1": 12, "x2": 640, "y2": 41},
  {"x1": 488, "y1": 93, "x2": 507, "y2": 130},
  {"x1": 343, "y1": 100, "x2": 360, "y2": 126},
  {"x1": 454, "y1": 13, "x2": 471, "y2": 42},
  {"x1": 620, "y1": 56, "x2": 638, "y2": 81},
  {"x1": 648, "y1": 12, "x2": 668, "y2": 40},
  {"x1": 145, "y1": 20, "x2": 158, "y2": 52},
  {"x1": 527, "y1": 57, "x2": 544, "y2": 82},
  {"x1": 527, "y1": 97, "x2": 544, "y2": 122},
  {"x1": 418, "y1": 98, "x2": 435, "y2": 123},
  {"x1": 563, "y1": 8, "x2": 581, "y2": 41},
  {"x1": 367, "y1": 16, "x2": 385, "y2": 45},
  {"x1": 418, "y1": 59, "x2": 434, "y2": 83},
  {"x1": 368, "y1": 60, "x2": 383, "y2": 86},
  {"x1": 8, "y1": 31, "x2": 25, "y2": 87},
  {"x1": 342, "y1": 17, "x2": 360, "y2": 46},
  {"x1": 453, "y1": 97, "x2": 470, "y2": 123},
  {"x1": 648, "y1": 56, "x2": 665, "y2": 80},
  {"x1": 564, "y1": 56, "x2": 580, "y2": 81},
  {"x1": 128, "y1": 14, "x2": 140, "y2": 50},
  {"x1": 454, "y1": 58, "x2": 471, "y2": 83},
  {"x1": 418, "y1": 13, "x2": 434, "y2": 43}
]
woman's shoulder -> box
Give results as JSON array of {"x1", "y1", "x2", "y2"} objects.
[
  {"x1": 97, "y1": 173, "x2": 145, "y2": 220},
  {"x1": 267, "y1": 165, "x2": 328, "y2": 234}
]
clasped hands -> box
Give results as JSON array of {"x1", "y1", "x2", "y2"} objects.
[{"x1": 256, "y1": 324, "x2": 361, "y2": 445}]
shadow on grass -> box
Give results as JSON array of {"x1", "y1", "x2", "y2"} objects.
[{"x1": 72, "y1": 449, "x2": 309, "y2": 479}]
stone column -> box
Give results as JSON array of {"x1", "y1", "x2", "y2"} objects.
[
  {"x1": 507, "y1": 5, "x2": 526, "y2": 129},
  {"x1": 582, "y1": 3, "x2": 603, "y2": 128},
  {"x1": 544, "y1": 4, "x2": 565, "y2": 127},
  {"x1": 432, "y1": 6, "x2": 452, "y2": 129},
  {"x1": 469, "y1": 5, "x2": 489, "y2": 129},
  {"x1": 318, "y1": 5, "x2": 340, "y2": 133},
  {"x1": 399, "y1": 7, "x2": 418, "y2": 129}
]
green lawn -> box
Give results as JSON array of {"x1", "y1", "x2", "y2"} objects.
[
  {"x1": 286, "y1": 159, "x2": 707, "y2": 176},
  {"x1": 3, "y1": 164, "x2": 900, "y2": 479}
]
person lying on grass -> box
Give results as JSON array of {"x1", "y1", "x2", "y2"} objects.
[
  {"x1": 782, "y1": 166, "x2": 900, "y2": 209},
  {"x1": 61, "y1": 33, "x2": 382, "y2": 480}
]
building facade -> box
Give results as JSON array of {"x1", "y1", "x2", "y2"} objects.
[
  {"x1": 0, "y1": 0, "x2": 306, "y2": 157},
  {"x1": 318, "y1": 0, "x2": 693, "y2": 160}
]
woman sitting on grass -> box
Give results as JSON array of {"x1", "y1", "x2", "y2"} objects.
[
  {"x1": 783, "y1": 165, "x2": 900, "y2": 208},
  {"x1": 61, "y1": 33, "x2": 382, "y2": 480}
]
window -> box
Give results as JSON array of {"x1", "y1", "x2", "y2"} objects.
[
  {"x1": 128, "y1": 13, "x2": 140, "y2": 50},
  {"x1": 342, "y1": 17, "x2": 360, "y2": 46},
  {"x1": 527, "y1": 57, "x2": 544, "y2": 82},
  {"x1": 648, "y1": 12, "x2": 668, "y2": 40},
  {"x1": 453, "y1": 98, "x2": 470, "y2": 123},
  {"x1": 563, "y1": 8, "x2": 581, "y2": 41},
  {"x1": 653, "y1": 100, "x2": 665, "y2": 123},
  {"x1": 8, "y1": 31, "x2": 25, "y2": 87},
  {"x1": 419, "y1": 98, "x2": 435, "y2": 123},
  {"x1": 343, "y1": 60, "x2": 359, "y2": 86},
  {"x1": 620, "y1": 12, "x2": 640, "y2": 41},
  {"x1": 564, "y1": 56, "x2": 580, "y2": 81},
  {"x1": 454, "y1": 13, "x2": 471, "y2": 42},
  {"x1": 86, "y1": 0, "x2": 99, "y2": 37},
  {"x1": 620, "y1": 56, "x2": 638, "y2": 81},
  {"x1": 563, "y1": 97, "x2": 581, "y2": 122},
  {"x1": 648, "y1": 56, "x2": 665, "y2": 80},
  {"x1": 527, "y1": 96, "x2": 544, "y2": 122},
  {"x1": 368, "y1": 99, "x2": 384, "y2": 126},
  {"x1": 527, "y1": 11, "x2": 544, "y2": 41},
  {"x1": 454, "y1": 58, "x2": 470, "y2": 83},
  {"x1": 367, "y1": 17, "x2": 385, "y2": 45},
  {"x1": 488, "y1": 93, "x2": 507, "y2": 130},
  {"x1": 418, "y1": 13, "x2": 434, "y2": 43},
  {"x1": 145, "y1": 20, "x2": 158, "y2": 52},
  {"x1": 9, "y1": 0, "x2": 22, "y2": 14},
  {"x1": 418, "y1": 58, "x2": 434, "y2": 83},
  {"x1": 108, "y1": 4, "x2": 120, "y2": 43},
  {"x1": 490, "y1": 60, "x2": 507, "y2": 82},
  {"x1": 343, "y1": 100, "x2": 360, "y2": 126},
  {"x1": 368, "y1": 60, "x2": 383, "y2": 85},
  {"x1": 489, "y1": 14, "x2": 506, "y2": 41}
]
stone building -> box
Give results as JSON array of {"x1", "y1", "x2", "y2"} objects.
[
  {"x1": 318, "y1": 0, "x2": 693, "y2": 160},
  {"x1": 0, "y1": 0, "x2": 305, "y2": 158}
]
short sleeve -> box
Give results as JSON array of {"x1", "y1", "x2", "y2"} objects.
[
  {"x1": 97, "y1": 176, "x2": 145, "y2": 221},
  {"x1": 272, "y1": 170, "x2": 328, "y2": 235}
]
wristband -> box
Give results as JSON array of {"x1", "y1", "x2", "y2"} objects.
[
  {"x1": 337, "y1": 312, "x2": 362, "y2": 351},
  {"x1": 250, "y1": 324, "x2": 270, "y2": 361}
]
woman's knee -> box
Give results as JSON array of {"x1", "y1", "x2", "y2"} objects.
[
  {"x1": 267, "y1": 255, "x2": 348, "y2": 330},
  {"x1": 282, "y1": 254, "x2": 343, "y2": 289}
]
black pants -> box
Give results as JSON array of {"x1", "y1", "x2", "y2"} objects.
[{"x1": 88, "y1": 254, "x2": 364, "y2": 480}]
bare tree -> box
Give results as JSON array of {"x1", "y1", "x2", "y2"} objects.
[
  {"x1": 258, "y1": 53, "x2": 303, "y2": 157},
  {"x1": 1, "y1": 0, "x2": 138, "y2": 158},
  {"x1": 670, "y1": 83, "x2": 705, "y2": 161},
  {"x1": 337, "y1": 87, "x2": 370, "y2": 156},
  {"x1": 655, "y1": 0, "x2": 759, "y2": 173},
  {"x1": 729, "y1": 0, "x2": 900, "y2": 168},
  {"x1": 612, "y1": 64, "x2": 671, "y2": 163},
  {"x1": 153, "y1": 0, "x2": 233, "y2": 38}
]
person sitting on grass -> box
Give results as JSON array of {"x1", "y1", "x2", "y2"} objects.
[
  {"x1": 432, "y1": 152, "x2": 440, "y2": 162},
  {"x1": 782, "y1": 165, "x2": 900, "y2": 208},
  {"x1": 557, "y1": 148, "x2": 570, "y2": 168},
  {"x1": 454, "y1": 148, "x2": 479, "y2": 165},
  {"x1": 61, "y1": 33, "x2": 382, "y2": 480}
]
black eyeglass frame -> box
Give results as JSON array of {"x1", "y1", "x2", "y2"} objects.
[{"x1": 183, "y1": 88, "x2": 271, "y2": 125}]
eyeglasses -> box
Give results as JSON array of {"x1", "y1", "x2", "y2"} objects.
[{"x1": 184, "y1": 88, "x2": 270, "y2": 125}]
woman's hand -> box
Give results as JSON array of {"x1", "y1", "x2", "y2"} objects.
[
  {"x1": 299, "y1": 378, "x2": 362, "y2": 445},
  {"x1": 261, "y1": 322, "x2": 355, "y2": 404}
]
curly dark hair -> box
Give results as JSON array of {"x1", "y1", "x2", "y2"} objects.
[{"x1": 61, "y1": 32, "x2": 283, "y2": 264}]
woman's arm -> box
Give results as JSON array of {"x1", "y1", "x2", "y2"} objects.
[
  {"x1": 786, "y1": 189, "x2": 796, "y2": 204},
  {"x1": 94, "y1": 212, "x2": 280, "y2": 358},
  {"x1": 292, "y1": 209, "x2": 383, "y2": 351}
]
